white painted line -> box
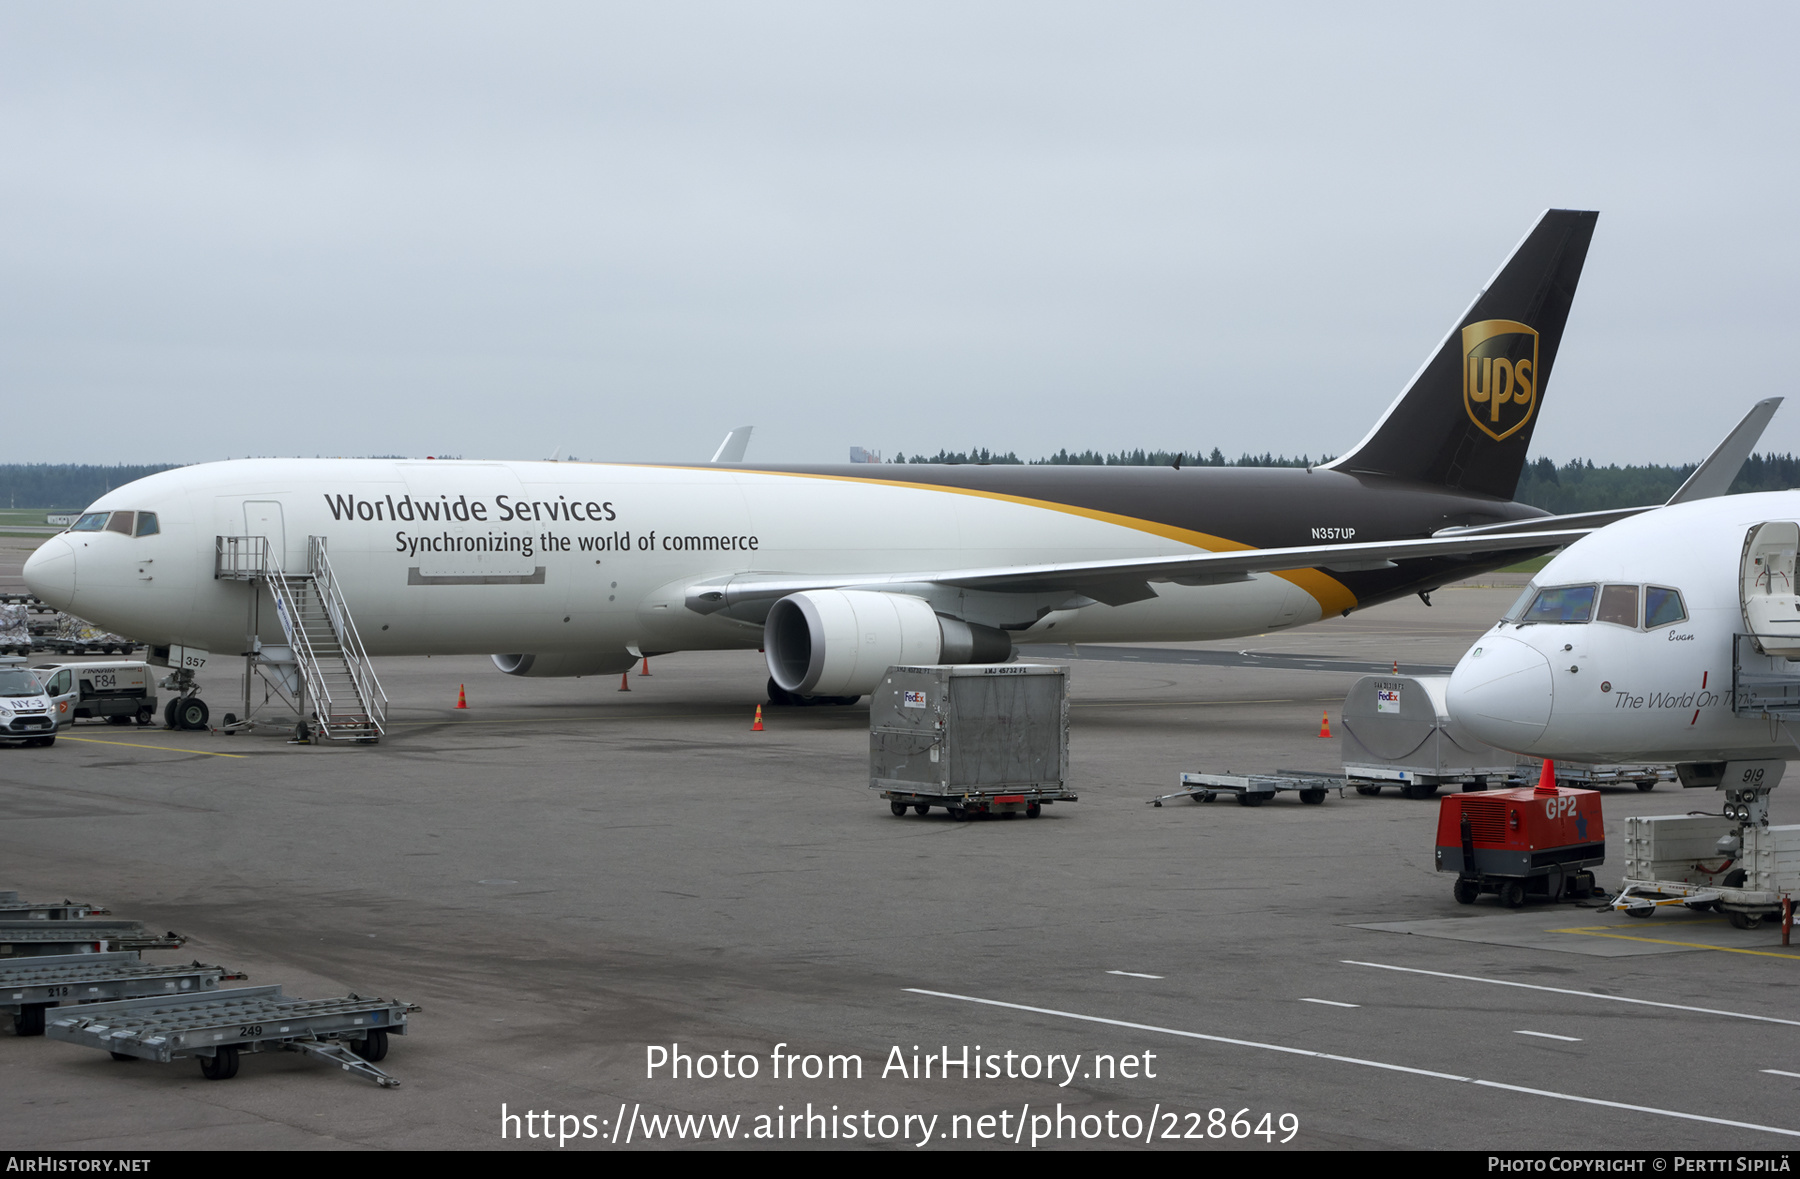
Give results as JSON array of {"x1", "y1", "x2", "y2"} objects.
[
  {"x1": 1299, "y1": 998, "x2": 1360, "y2": 1008},
  {"x1": 1764, "y1": 1069, "x2": 1800, "y2": 1079},
  {"x1": 1515, "y1": 1030, "x2": 1582, "y2": 1042},
  {"x1": 903, "y1": 987, "x2": 1800, "y2": 1140},
  {"x1": 1106, "y1": 971, "x2": 1164, "y2": 979},
  {"x1": 1344, "y1": 960, "x2": 1800, "y2": 1028}
]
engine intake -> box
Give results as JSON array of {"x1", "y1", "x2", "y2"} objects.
[{"x1": 763, "y1": 590, "x2": 1012, "y2": 698}]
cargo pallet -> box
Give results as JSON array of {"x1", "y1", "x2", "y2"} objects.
[{"x1": 47, "y1": 985, "x2": 419, "y2": 1087}]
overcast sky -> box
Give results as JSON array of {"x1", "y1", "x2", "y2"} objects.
[{"x1": 2, "y1": 3, "x2": 1795, "y2": 468}]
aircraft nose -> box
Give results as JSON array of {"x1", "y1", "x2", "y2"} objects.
[
  {"x1": 23, "y1": 535, "x2": 77, "y2": 611},
  {"x1": 1447, "y1": 633, "x2": 1554, "y2": 752}
]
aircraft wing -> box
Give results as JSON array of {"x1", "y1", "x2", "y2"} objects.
[
  {"x1": 1433, "y1": 397, "x2": 1782, "y2": 541},
  {"x1": 684, "y1": 527, "x2": 1591, "y2": 613}
]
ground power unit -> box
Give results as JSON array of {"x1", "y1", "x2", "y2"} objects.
[{"x1": 1435, "y1": 775, "x2": 1604, "y2": 907}]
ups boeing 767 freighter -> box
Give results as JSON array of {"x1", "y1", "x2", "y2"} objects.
[{"x1": 21, "y1": 209, "x2": 1769, "y2": 738}]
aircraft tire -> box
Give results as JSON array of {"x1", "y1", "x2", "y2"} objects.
[
  {"x1": 163, "y1": 698, "x2": 180, "y2": 729},
  {"x1": 176, "y1": 699, "x2": 209, "y2": 731}
]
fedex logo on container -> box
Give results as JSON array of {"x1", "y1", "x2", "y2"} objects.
[{"x1": 902, "y1": 691, "x2": 927, "y2": 709}]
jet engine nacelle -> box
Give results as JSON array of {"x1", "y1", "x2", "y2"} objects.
[
  {"x1": 764, "y1": 589, "x2": 1012, "y2": 698},
  {"x1": 491, "y1": 651, "x2": 637, "y2": 678}
]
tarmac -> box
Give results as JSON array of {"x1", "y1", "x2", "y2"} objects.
[{"x1": 2, "y1": 580, "x2": 1798, "y2": 1151}]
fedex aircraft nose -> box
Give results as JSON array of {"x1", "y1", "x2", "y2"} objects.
[
  {"x1": 22, "y1": 535, "x2": 77, "y2": 611},
  {"x1": 1446, "y1": 633, "x2": 1554, "y2": 752}
]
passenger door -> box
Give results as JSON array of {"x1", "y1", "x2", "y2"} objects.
[
  {"x1": 1741, "y1": 522, "x2": 1800, "y2": 654},
  {"x1": 41, "y1": 668, "x2": 77, "y2": 727}
]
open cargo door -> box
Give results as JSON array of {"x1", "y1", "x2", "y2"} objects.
[{"x1": 1740, "y1": 521, "x2": 1800, "y2": 654}]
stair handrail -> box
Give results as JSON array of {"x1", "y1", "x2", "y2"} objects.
[
  {"x1": 307, "y1": 536, "x2": 388, "y2": 735},
  {"x1": 264, "y1": 565, "x2": 340, "y2": 729}
]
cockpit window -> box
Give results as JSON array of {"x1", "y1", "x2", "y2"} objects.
[
  {"x1": 1520, "y1": 584, "x2": 1596, "y2": 624},
  {"x1": 1597, "y1": 584, "x2": 1640, "y2": 627},
  {"x1": 0, "y1": 669, "x2": 44, "y2": 697},
  {"x1": 1504, "y1": 584, "x2": 1537, "y2": 622},
  {"x1": 70, "y1": 512, "x2": 109, "y2": 532},
  {"x1": 134, "y1": 512, "x2": 159, "y2": 537},
  {"x1": 1645, "y1": 586, "x2": 1687, "y2": 629},
  {"x1": 104, "y1": 511, "x2": 135, "y2": 535}
]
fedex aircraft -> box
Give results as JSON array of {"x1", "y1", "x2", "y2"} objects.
[{"x1": 22, "y1": 209, "x2": 1743, "y2": 735}]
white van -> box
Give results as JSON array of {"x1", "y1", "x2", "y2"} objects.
[
  {"x1": 32, "y1": 662, "x2": 159, "y2": 728},
  {"x1": 0, "y1": 664, "x2": 56, "y2": 745}
]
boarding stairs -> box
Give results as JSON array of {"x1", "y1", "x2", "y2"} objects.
[{"x1": 216, "y1": 535, "x2": 388, "y2": 741}]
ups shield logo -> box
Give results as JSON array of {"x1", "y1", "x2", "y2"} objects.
[{"x1": 1462, "y1": 319, "x2": 1539, "y2": 441}]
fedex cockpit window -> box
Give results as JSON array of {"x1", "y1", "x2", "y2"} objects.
[{"x1": 1519, "y1": 584, "x2": 1597, "y2": 624}]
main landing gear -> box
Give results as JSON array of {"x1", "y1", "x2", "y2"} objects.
[{"x1": 160, "y1": 669, "x2": 211, "y2": 731}]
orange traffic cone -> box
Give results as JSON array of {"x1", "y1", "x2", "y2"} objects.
[
  {"x1": 618, "y1": 671, "x2": 631, "y2": 692},
  {"x1": 639, "y1": 657, "x2": 651, "y2": 677},
  {"x1": 1319, "y1": 710, "x2": 1332, "y2": 738},
  {"x1": 456, "y1": 685, "x2": 467, "y2": 709},
  {"x1": 752, "y1": 704, "x2": 764, "y2": 731},
  {"x1": 1392, "y1": 659, "x2": 1398, "y2": 673},
  {"x1": 1534, "y1": 759, "x2": 1558, "y2": 795}
]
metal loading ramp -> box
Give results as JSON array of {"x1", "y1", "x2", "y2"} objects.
[
  {"x1": 0, "y1": 920, "x2": 185, "y2": 958},
  {"x1": 47, "y1": 985, "x2": 420, "y2": 1087},
  {"x1": 3, "y1": 951, "x2": 243, "y2": 1036}
]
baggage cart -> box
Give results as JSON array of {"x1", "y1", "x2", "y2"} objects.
[{"x1": 47, "y1": 985, "x2": 419, "y2": 1087}]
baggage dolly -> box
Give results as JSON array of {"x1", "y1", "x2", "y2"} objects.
[
  {"x1": 1152, "y1": 771, "x2": 1348, "y2": 808},
  {"x1": 0, "y1": 896, "x2": 111, "y2": 920},
  {"x1": 47, "y1": 985, "x2": 420, "y2": 1087},
  {"x1": 0, "y1": 920, "x2": 185, "y2": 958},
  {"x1": 3, "y1": 951, "x2": 243, "y2": 1036}
]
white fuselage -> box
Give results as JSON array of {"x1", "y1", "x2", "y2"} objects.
[
  {"x1": 1447, "y1": 491, "x2": 1800, "y2": 764},
  {"x1": 23, "y1": 459, "x2": 1332, "y2": 663}
]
